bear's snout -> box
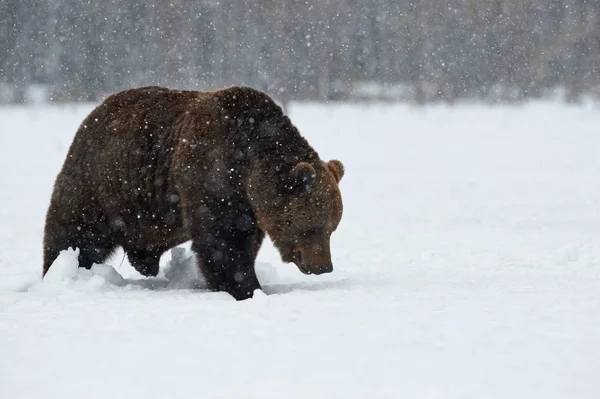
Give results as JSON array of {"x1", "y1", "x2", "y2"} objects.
[
  {"x1": 314, "y1": 264, "x2": 333, "y2": 274},
  {"x1": 294, "y1": 247, "x2": 333, "y2": 275}
]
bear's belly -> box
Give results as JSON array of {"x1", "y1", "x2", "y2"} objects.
[
  {"x1": 121, "y1": 224, "x2": 191, "y2": 252},
  {"x1": 107, "y1": 196, "x2": 191, "y2": 251}
]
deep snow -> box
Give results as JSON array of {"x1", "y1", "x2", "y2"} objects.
[{"x1": 1, "y1": 100, "x2": 600, "y2": 398}]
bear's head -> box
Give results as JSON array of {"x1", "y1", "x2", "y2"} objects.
[{"x1": 256, "y1": 159, "x2": 344, "y2": 275}]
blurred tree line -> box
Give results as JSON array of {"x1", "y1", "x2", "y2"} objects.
[{"x1": 1, "y1": 0, "x2": 600, "y2": 104}]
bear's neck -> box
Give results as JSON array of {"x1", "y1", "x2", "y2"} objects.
[
  {"x1": 245, "y1": 115, "x2": 320, "y2": 169},
  {"x1": 214, "y1": 86, "x2": 319, "y2": 167},
  {"x1": 251, "y1": 133, "x2": 318, "y2": 166},
  {"x1": 244, "y1": 118, "x2": 320, "y2": 208}
]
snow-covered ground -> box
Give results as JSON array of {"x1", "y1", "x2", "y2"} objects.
[{"x1": 1, "y1": 100, "x2": 600, "y2": 398}]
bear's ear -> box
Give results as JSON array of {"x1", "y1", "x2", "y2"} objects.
[
  {"x1": 327, "y1": 159, "x2": 344, "y2": 183},
  {"x1": 288, "y1": 162, "x2": 316, "y2": 195}
]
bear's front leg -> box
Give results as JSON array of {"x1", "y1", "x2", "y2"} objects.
[{"x1": 190, "y1": 206, "x2": 262, "y2": 300}]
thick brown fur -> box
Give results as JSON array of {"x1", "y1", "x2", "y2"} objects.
[{"x1": 43, "y1": 85, "x2": 344, "y2": 300}]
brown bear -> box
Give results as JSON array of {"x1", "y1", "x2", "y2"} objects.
[{"x1": 42, "y1": 85, "x2": 344, "y2": 300}]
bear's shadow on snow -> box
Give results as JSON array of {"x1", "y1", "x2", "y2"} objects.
[
  {"x1": 261, "y1": 279, "x2": 354, "y2": 295},
  {"x1": 117, "y1": 277, "x2": 352, "y2": 296},
  {"x1": 118, "y1": 274, "x2": 354, "y2": 296},
  {"x1": 121, "y1": 277, "x2": 205, "y2": 291}
]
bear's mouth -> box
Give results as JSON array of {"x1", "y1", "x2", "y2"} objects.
[{"x1": 294, "y1": 250, "x2": 312, "y2": 275}]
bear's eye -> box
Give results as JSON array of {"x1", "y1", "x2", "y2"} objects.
[
  {"x1": 286, "y1": 220, "x2": 293, "y2": 226},
  {"x1": 310, "y1": 227, "x2": 324, "y2": 235}
]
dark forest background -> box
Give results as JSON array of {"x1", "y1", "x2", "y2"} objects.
[{"x1": 2, "y1": 0, "x2": 600, "y2": 104}]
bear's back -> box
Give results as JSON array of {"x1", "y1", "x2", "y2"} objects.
[
  {"x1": 55, "y1": 87, "x2": 213, "y2": 220},
  {"x1": 65, "y1": 87, "x2": 214, "y2": 170}
]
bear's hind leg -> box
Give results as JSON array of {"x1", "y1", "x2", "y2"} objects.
[
  {"x1": 77, "y1": 241, "x2": 117, "y2": 270},
  {"x1": 43, "y1": 221, "x2": 116, "y2": 275},
  {"x1": 73, "y1": 218, "x2": 118, "y2": 270},
  {"x1": 126, "y1": 249, "x2": 161, "y2": 277}
]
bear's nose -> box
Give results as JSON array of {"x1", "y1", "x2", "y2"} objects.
[{"x1": 315, "y1": 264, "x2": 333, "y2": 274}]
